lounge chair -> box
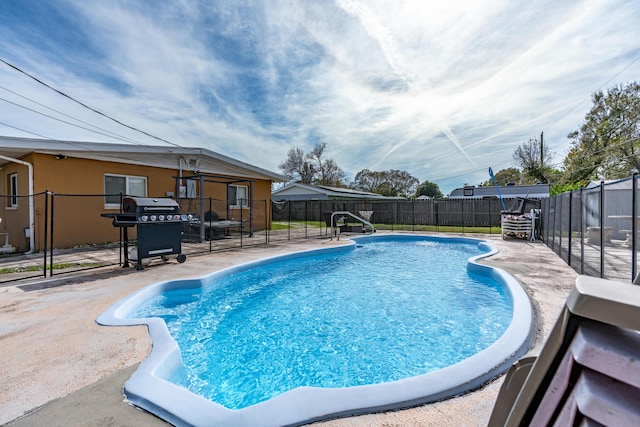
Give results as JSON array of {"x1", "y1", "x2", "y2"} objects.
[
  {"x1": 184, "y1": 211, "x2": 244, "y2": 241},
  {"x1": 489, "y1": 275, "x2": 640, "y2": 426}
]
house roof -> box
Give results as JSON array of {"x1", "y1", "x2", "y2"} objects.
[
  {"x1": 448, "y1": 184, "x2": 549, "y2": 199},
  {"x1": 272, "y1": 182, "x2": 396, "y2": 200},
  {"x1": 0, "y1": 136, "x2": 286, "y2": 182}
]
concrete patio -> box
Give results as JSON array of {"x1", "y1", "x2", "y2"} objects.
[{"x1": 1, "y1": 233, "x2": 580, "y2": 426}]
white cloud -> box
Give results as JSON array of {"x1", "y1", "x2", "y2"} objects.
[{"x1": 0, "y1": 0, "x2": 639, "y2": 193}]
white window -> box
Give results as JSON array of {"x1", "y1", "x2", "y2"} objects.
[
  {"x1": 9, "y1": 173, "x2": 18, "y2": 208},
  {"x1": 228, "y1": 184, "x2": 248, "y2": 208},
  {"x1": 104, "y1": 174, "x2": 147, "y2": 207}
]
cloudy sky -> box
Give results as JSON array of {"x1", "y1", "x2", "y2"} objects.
[{"x1": 1, "y1": 0, "x2": 639, "y2": 194}]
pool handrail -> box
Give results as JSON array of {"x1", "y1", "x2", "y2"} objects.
[{"x1": 330, "y1": 211, "x2": 375, "y2": 239}]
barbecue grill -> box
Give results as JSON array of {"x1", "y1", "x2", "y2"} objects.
[{"x1": 102, "y1": 196, "x2": 187, "y2": 270}]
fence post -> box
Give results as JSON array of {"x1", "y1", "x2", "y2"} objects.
[
  {"x1": 633, "y1": 173, "x2": 638, "y2": 283},
  {"x1": 558, "y1": 193, "x2": 563, "y2": 259},
  {"x1": 392, "y1": 201, "x2": 396, "y2": 230},
  {"x1": 49, "y1": 192, "x2": 55, "y2": 277},
  {"x1": 249, "y1": 181, "x2": 254, "y2": 238},
  {"x1": 209, "y1": 197, "x2": 213, "y2": 252},
  {"x1": 412, "y1": 200, "x2": 415, "y2": 232},
  {"x1": 550, "y1": 196, "x2": 556, "y2": 252},
  {"x1": 240, "y1": 198, "x2": 244, "y2": 248},
  {"x1": 599, "y1": 182, "x2": 605, "y2": 278},
  {"x1": 304, "y1": 200, "x2": 308, "y2": 239},
  {"x1": 472, "y1": 200, "x2": 477, "y2": 228},
  {"x1": 540, "y1": 198, "x2": 545, "y2": 241},
  {"x1": 200, "y1": 175, "x2": 206, "y2": 242},
  {"x1": 265, "y1": 200, "x2": 269, "y2": 245},
  {"x1": 288, "y1": 201, "x2": 291, "y2": 241},
  {"x1": 43, "y1": 191, "x2": 49, "y2": 278},
  {"x1": 567, "y1": 191, "x2": 573, "y2": 267},
  {"x1": 580, "y1": 188, "x2": 585, "y2": 275}
]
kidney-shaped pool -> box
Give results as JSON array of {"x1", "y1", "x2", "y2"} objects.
[{"x1": 98, "y1": 234, "x2": 533, "y2": 427}]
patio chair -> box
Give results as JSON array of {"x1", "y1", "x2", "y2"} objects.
[{"x1": 488, "y1": 275, "x2": 640, "y2": 426}]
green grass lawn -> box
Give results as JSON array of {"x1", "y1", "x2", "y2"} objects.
[
  {"x1": 271, "y1": 221, "x2": 325, "y2": 230},
  {"x1": 271, "y1": 221, "x2": 497, "y2": 234}
]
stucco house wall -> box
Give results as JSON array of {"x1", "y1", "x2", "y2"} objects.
[{"x1": 1, "y1": 139, "x2": 283, "y2": 252}]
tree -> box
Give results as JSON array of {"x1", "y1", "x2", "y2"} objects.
[
  {"x1": 278, "y1": 142, "x2": 346, "y2": 186},
  {"x1": 415, "y1": 180, "x2": 443, "y2": 198},
  {"x1": 279, "y1": 147, "x2": 315, "y2": 184},
  {"x1": 351, "y1": 169, "x2": 385, "y2": 193},
  {"x1": 317, "y1": 158, "x2": 345, "y2": 186},
  {"x1": 305, "y1": 142, "x2": 346, "y2": 186},
  {"x1": 481, "y1": 167, "x2": 522, "y2": 186},
  {"x1": 351, "y1": 169, "x2": 419, "y2": 197},
  {"x1": 562, "y1": 81, "x2": 640, "y2": 184},
  {"x1": 513, "y1": 138, "x2": 552, "y2": 184}
]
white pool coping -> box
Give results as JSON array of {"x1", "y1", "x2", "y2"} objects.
[{"x1": 97, "y1": 234, "x2": 534, "y2": 427}]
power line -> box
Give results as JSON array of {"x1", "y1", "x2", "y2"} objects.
[
  {"x1": 0, "y1": 96, "x2": 153, "y2": 143},
  {"x1": 557, "y1": 152, "x2": 640, "y2": 179},
  {"x1": 0, "y1": 121, "x2": 54, "y2": 140},
  {"x1": 543, "y1": 54, "x2": 640, "y2": 133},
  {"x1": 0, "y1": 57, "x2": 183, "y2": 147},
  {"x1": 0, "y1": 84, "x2": 148, "y2": 145},
  {"x1": 436, "y1": 56, "x2": 640, "y2": 185},
  {"x1": 433, "y1": 134, "x2": 639, "y2": 184}
]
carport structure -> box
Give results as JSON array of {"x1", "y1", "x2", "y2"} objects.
[{"x1": 176, "y1": 173, "x2": 256, "y2": 240}]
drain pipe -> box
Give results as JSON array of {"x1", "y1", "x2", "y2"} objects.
[{"x1": 0, "y1": 155, "x2": 35, "y2": 254}]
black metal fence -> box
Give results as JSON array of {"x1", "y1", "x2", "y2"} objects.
[
  {"x1": 1, "y1": 195, "x2": 513, "y2": 284},
  {"x1": 270, "y1": 198, "x2": 506, "y2": 234},
  {"x1": 5, "y1": 184, "x2": 638, "y2": 286},
  {"x1": 541, "y1": 174, "x2": 639, "y2": 283},
  {"x1": 0, "y1": 192, "x2": 272, "y2": 284}
]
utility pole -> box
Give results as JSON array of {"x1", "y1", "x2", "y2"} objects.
[
  {"x1": 540, "y1": 131, "x2": 546, "y2": 184},
  {"x1": 540, "y1": 131, "x2": 544, "y2": 169}
]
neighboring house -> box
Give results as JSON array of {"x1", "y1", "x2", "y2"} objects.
[
  {"x1": 0, "y1": 137, "x2": 285, "y2": 252},
  {"x1": 448, "y1": 184, "x2": 550, "y2": 200},
  {"x1": 272, "y1": 182, "x2": 397, "y2": 201}
]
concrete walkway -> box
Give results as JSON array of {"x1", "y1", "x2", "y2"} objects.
[{"x1": 1, "y1": 233, "x2": 578, "y2": 426}]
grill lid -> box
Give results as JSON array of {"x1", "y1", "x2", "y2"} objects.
[{"x1": 123, "y1": 197, "x2": 179, "y2": 213}]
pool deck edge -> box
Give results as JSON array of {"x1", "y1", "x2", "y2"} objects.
[{"x1": 1, "y1": 233, "x2": 578, "y2": 427}]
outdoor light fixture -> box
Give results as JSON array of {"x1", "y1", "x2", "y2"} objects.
[{"x1": 54, "y1": 154, "x2": 67, "y2": 160}]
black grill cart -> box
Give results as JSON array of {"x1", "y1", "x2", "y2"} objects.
[{"x1": 102, "y1": 196, "x2": 187, "y2": 270}]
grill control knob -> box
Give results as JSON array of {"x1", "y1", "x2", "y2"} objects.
[{"x1": 141, "y1": 215, "x2": 148, "y2": 221}]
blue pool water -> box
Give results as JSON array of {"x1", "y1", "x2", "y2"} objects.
[{"x1": 130, "y1": 236, "x2": 512, "y2": 410}]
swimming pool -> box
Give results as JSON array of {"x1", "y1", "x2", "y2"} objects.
[{"x1": 98, "y1": 234, "x2": 534, "y2": 427}]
